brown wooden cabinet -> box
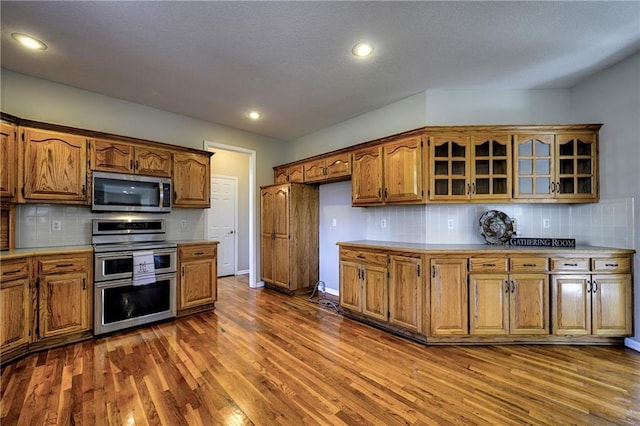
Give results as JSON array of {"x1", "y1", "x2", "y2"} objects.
[
  {"x1": 304, "y1": 153, "x2": 352, "y2": 183},
  {"x1": 260, "y1": 183, "x2": 318, "y2": 294},
  {"x1": 177, "y1": 242, "x2": 218, "y2": 315},
  {"x1": 173, "y1": 152, "x2": 211, "y2": 207},
  {"x1": 552, "y1": 255, "x2": 632, "y2": 336},
  {"x1": 21, "y1": 127, "x2": 88, "y2": 204},
  {"x1": 274, "y1": 164, "x2": 304, "y2": 184},
  {"x1": 339, "y1": 248, "x2": 388, "y2": 321},
  {"x1": 0, "y1": 122, "x2": 18, "y2": 200},
  {"x1": 35, "y1": 253, "x2": 92, "y2": 340},
  {"x1": 352, "y1": 135, "x2": 424, "y2": 206},
  {"x1": 90, "y1": 138, "x2": 172, "y2": 177},
  {"x1": 388, "y1": 255, "x2": 423, "y2": 334},
  {"x1": 430, "y1": 258, "x2": 468, "y2": 336},
  {"x1": 0, "y1": 258, "x2": 30, "y2": 361}
]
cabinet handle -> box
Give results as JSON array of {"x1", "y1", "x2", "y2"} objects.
[
  {"x1": 505, "y1": 280, "x2": 510, "y2": 293},
  {"x1": 511, "y1": 280, "x2": 515, "y2": 293},
  {"x1": 432, "y1": 266, "x2": 436, "y2": 278},
  {"x1": 193, "y1": 252, "x2": 205, "y2": 256},
  {"x1": 482, "y1": 263, "x2": 496, "y2": 267},
  {"x1": 556, "y1": 181, "x2": 561, "y2": 194},
  {"x1": 523, "y1": 263, "x2": 537, "y2": 267},
  {"x1": 82, "y1": 185, "x2": 86, "y2": 197},
  {"x1": 378, "y1": 188, "x2": 382, "y2": 198},
  {"x1": 357, "y1": 254, "x2": 365, "y2": 259},
  {"x1": 1, "y1": 269, "x2": 22, "y2": 276},
  {"x1": 564, "y1": 263, "x2": 578, "y2": 267},
  {"x1": 56, "y1": 263, "x2": 73, "y2": 268},
  {"x1": 417, "y1": 264, "x2": 421, "y2": 277},
  {"x1": 384, "y1": 188, "x2": 388, "y2": 199},
  {"x1": 467, "y1": 183, "x2": 471, "y2": 195},
  {"x1": 592, "y1": 280, "x2": 598, "y2": 293},
  {"x1": 587, "y1": 280, "x2": 592, "y2": 293},
  {"x1": 605, "y1": 263, "x2": 619, "y2": 267},
  {"x1": 82, "y1": 278, "x2": 86, "y2": 290},
  {"x1": 181, "y1": 266, "x2": 185, "y2": 277},
  {"x1": 135, "y1": 160, "x2": 139, "y2": 170},
  {"x1": 471, "y1": 182, "x2": 476, "y2": 194}
]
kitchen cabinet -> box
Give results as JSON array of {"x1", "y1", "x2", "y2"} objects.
[
  {"x1": 339, "y1": 248, "x2": 388, "y2": 321},
  {"x1": 513, "y1": 132, "x2": 598, "y2": 202},
  {"x1": 173, "y1": 152, "x2": 211, "y2": 207},
  {"x1": 304, "y1": 152, "x2": 352, "y2": 183},
  {"x1": 352, "y1": 134, "x2": 424, "y2": 206},
  {"x1": 260, "y1": 183, "x2": 318, "y2": 294},
  {"x1": 177, "y1": 242, "x2": 218, "y2": 315},
  {"x1": 36, "y1": 253, "x2": 92, "y2": 340},
  {"x1": 21, "y1": 127, "x2": 88, "y2": 204},
  {"x1": 469, "y1": 256, "x2": 549, "y2": 336},
  {"x1": 388, "y1": 254, "x2": 423, "y2": 333},
  {"x1": 274, "y1": 164, "x2": 304, "y2": 184},
  {"x1": 0, "y1": 122, "x2": 18, "y2": 200},
  {"x1": 0, "y1": 258, "x2": 30, "y2": 361},
  {"x1": 429, "y1": 134, "x2": 471, "y2": 201},
  {"x1": 430, "y1": 258, "x2": 468, "y2": 335},
  {"x1": 552, "y1": 256, "x2": 632, "y2": 336},
  {"x1": 90, "y1": 138, "x2": 172, "y2": 177}
]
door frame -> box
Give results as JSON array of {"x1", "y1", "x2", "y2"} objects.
[
  {"x1": 209, "y1": 174, "x2": 238, "y2": 277},
  {"x1": 203, "y1": 141, "x2": 261, "y2": 288}
]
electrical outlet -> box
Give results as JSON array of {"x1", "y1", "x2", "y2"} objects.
[
  {"x1": 51, "y1": 220, "x2": 62, "y2": 231},
  {"x1": 380, "y1": 219, "x2": 387, "y2": 228},
  {"x1": 543, "y1": 218, "x2": 550, "y2": 229},
  {"x1": 181, "y1": 220, "x2": 187, "y2": 229},
  {"x1": 332, "y1": 218, "x2": 337, "y2": 227},
  {"x1": 447, "y1": 219, "x2": 454, "y2": 229}
]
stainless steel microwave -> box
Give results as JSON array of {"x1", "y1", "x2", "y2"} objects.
[{"x1": 92, "y1": 171, "x2": 171, "y2": 213}]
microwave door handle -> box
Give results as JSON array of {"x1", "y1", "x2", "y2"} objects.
[{"x1": 159, "y1": 183, "x2": 164, "y2": 207}]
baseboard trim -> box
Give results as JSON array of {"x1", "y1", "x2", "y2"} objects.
[
  {"x1": 236, "y1": 269, "x2": 249, "y2": 275},
  {"x1": 325, "y1": 288, "x2": 339, "y2": 297},
  {"x1": 624, "y1": 337, "x2": 640, "y2": 353},
  {"x1": 252, "y1": 280, "x2": 265, "y2": 289}
]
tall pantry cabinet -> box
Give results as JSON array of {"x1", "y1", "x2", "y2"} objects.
[{"x1": 260, "y1": 183, "x2": 319, "y2": 295}]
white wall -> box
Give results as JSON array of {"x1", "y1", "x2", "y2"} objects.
[{"x1": 568, "y1": 52, "x2": 640, "y2": 343}]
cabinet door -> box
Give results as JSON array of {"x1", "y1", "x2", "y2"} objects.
[
  {"x1": 430, "y1": 258, "x2": 468, "y2": 335},
  {"x1": 325, "y1": 153, "x2": 351, "y2": 180},
  {"x1": 429, "y1": 135, "x2": 470, "y2": 201},
  {"x1": 260, "y1": 187, "x2": 275, "y2": 284},
  {"x1": 39, "y1": 272, "x2": 90, "y2": 339},
  {"x1": 362, "y1": 263, "x2": 388, "y2": 322},
  {"x1": 180, "y1": 259, "x2": 217, "y2": 310},
  {"x1": 1, "y1": 278, "x2": 30, "y2": 352},
  {"x1": 470, "y1": 274, "x2": 509, "y2": 335},
  {"x1": 303, "y1": 159, "x2": 327, "y2": 183},
  {"x1": 555, "y1": 133, "x2": 597, "y2": 201},
  {"x1": 383, "y1": 136, "x2": 423, "y2": 203},
  {"x1": 352, "y1": 146, "x2": 384, "y2": 205},
  {"x1": 513, "y1": 135, "x2": 554, "y2": 199},
  {"x1": 388, "y1": 255, "x2": 422, "y2": 333},
  {"x1": 173, "y1": 152, "x2": 210, "y2": 207},
  {"x1": 471, "y1": 135, "x2": 511, "y2": 200},
  {"x1": 339, "y1": 261, "x2": 362, "y2": 312},
  {"x1": 23, "y1": 128, "x2": 88, "y2": 202},
  {"x1": 90, "y1": 138, "x2": 134, "y2": 173},
  {"x1": 551, "y1": 275, "x2": 590, "y2": 335},
  {"x1": 287, "y1": 165, "x2": 304, "y2": 183},
  {"x1": 591, "y1": 274, "x2": 632, "y2": 336},
  {"x1": 0, "y1": 122, "x2": 17, "y2": 199},
  {"x1": 135, "y1": 147, "x2": 172, "y2": 177},
  {"x1": 272, "y1": 186, "x2": 290, "y2": 288},
  {"x1": 510, "y1": 274, "x2": 549, "y2": 335}
]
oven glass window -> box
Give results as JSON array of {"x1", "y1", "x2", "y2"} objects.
[
  {"x1": 103, "y1": 280, "x2": 171, "y2": 324},
  {"x1": 104, "y1": 258, "x2": 133, "y2": 275},
  {"x1": 154, "y1": 254, "x2": 172, "y2": 270}
]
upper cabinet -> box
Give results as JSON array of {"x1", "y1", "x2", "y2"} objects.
[
  {"x1": 304, "y1": 152, "x2": 352, "y2": 183},
  {"x1": 514, "y1": 132, "x2": 598, "y2": 202},
  {"x1": 352, "y1": 134, "x2": 424, "y2": 206},
  {"x1": 90, "y1": 138, "x2": 172, "y2": 177},
  {"x1": 274, "y1": 164, "x2": 304, "y2": 184},
  {"x1": 0, "y1": 122, "x2": 18, "y2": 200},
  {"x1": 173, "y1": 152, "x2": 211, "y2": 208},
  {"x1": 21, "y1": 127, "x2": 88, "y2": 204}
]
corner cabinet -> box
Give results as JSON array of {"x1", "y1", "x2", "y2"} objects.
[
  {"x1": 173, "y1": 152, "x2": 211, "y2": 208},
  {"x1": 0, "y1": 122, "x2": 18, "y2": 200},
  {"x1": 260, "y1": 183, "x2": 318, "y2": 294},
  {"x1": 177, "y1": 242, "x2": 218, "y2": 316},
  {"x1": 21, "y1": 127, "x2": 88, "y2": 204}
]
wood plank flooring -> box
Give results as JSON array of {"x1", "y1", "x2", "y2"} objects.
[{"x1": 2, "y1": 274, "x2": 640, "y2": 425}]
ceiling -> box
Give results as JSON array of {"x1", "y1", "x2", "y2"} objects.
[{"x1": 1, "y1": 2, "x2": 639, "y2": 141}]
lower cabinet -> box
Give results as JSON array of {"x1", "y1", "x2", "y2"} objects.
[
  {"x1": 1, "y1": 258, "x2": 30, "y2": 359},
  {"x1": 388, "y1": 255, "x2": 423, "y2": 334},
  {"x1": 177, "y1": 242, "x2": 218, "y2": 315},
  {"x1": 339, "y1": 248, "x2": 388, "y2": 320},
  {"x1": 430, "y1": 258, "x2": 468, "y2": 336}
]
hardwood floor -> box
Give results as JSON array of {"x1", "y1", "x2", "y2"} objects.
[{"x1": 2, "y1": 274, "x2": 640, "y2": 425}]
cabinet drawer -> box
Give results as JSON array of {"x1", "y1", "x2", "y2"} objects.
[
  {"x1": 0, "y1": 258, "x2": 29, "y2": 282},
  {"x1": 550, "y1": 258, "x2": 590, "y2": 272},
  {"x1": 340, "y1": 249, "x2": 387, "y2": 266},
  {"x1": 39, "y1": 257, "x2": 88, "y2": 274},
  {"x1": 592, "y1": 257, "x2": 630, "y2": 273},
  {"x1": 469, "y1": 257, "x2": 508, "y2": 272},
  {"x1": 510, "y1": 257, "x2": 548, "y2": 272},
  {"x1": 179, "y1": 244, "x2": 217, "y2": 260}
]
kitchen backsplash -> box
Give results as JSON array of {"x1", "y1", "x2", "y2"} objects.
[
  {"x1": 366, "y1": 198, "x2": 635, "y2": 249},
  {"x1": 15, "y1": 205, "x2": 206, "y2": 247}
]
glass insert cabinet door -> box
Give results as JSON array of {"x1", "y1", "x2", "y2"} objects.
[
  {"x1": 513, "y1": 134, "x2": 554, "y2": 199},
  {"x1": 471, "y1": 134, "x2": 512, "y2": 200},
  {"x1": 429, "y1": 135, "x2": 471, "y2": 200},
  {"x1": 555, "y1": 133, "x2": 597, "y2": 200}
]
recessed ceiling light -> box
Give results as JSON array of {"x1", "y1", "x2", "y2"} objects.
[
  {"x1": 352, "y1": 42, "x2": 374, "y2": 58},
  {"x1": 248, "y1": 111, "x2": 262, "y2": 120},
  {"x1": 11, "y1": 33, "x2": 47, "y2": 50}
]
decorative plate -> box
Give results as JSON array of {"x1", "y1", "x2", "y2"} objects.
[{"x1": 479, "y1": 210, "x2": 514, "y2": 245}]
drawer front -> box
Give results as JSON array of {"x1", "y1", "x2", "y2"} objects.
[
  {"x1": 340, "y1": 249, "x2": 387, "y2": 267},
  {"x1": 550, "y1": 258, "x2": 590, "y2": 272},
  {"x1": 0, "y1": 258, "x2": 29, "y2": 282},
  {"x1": 39, "y1": 257, "x2": 88, "y2": 274},
  {"x1": 179, "y1": 245, "x2": 217, "y2": 260},
  {"x1": 510, "y1": 257, "x2": 548, "y2": 272},
  {"x1": 469, "y1": 257, "x2": 508, "y2": 273},
  {"x1": 592, "y1": 257, "x2": 631, "y2": 273}
]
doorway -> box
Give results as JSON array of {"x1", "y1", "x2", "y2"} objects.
[{"x1": 208, "y1": 175, "x2": 237, "y2": 277}]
